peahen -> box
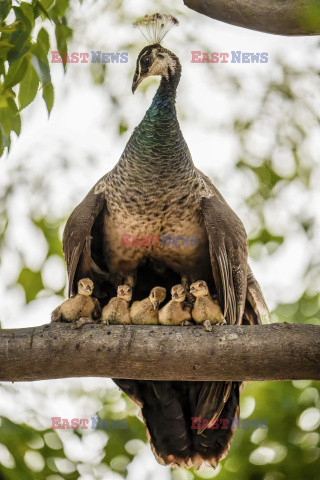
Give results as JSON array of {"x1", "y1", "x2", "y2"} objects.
[{"x1": 62, "y1": 13, "x2": 270, "y2": 469}]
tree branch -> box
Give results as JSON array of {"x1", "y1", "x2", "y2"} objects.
[
  {"x1": 0, "y1": 323, "x2": 319, "y2": 382},
  {"x1": 184, "y1": 0, "x2": 320, "y2": 36}
]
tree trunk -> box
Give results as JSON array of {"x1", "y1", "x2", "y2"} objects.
[{"x1": 184, "y1": 0, "x2": 320, "y2": 35}]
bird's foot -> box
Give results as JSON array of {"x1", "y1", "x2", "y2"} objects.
[
  {"x1": 181, "y1": 320, "x2": 192, "y2": 326},
  {"x1": 72, "y1": 317, "x2": 95, "y2": 329},
  {"x1": 203, "y1": 319, "x2": 212, "y2": 332},
  {"x1": 216, "y1": 319, "x2": 227, "y2": 325}
]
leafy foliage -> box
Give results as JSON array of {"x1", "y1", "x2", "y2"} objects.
[{"x1": 0, "y1": 0, "x2": 72, "y2": 156}]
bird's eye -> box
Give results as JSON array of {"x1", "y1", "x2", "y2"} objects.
[{"x1": 141, "y1": 56, "x2": 151, "y2": 67}]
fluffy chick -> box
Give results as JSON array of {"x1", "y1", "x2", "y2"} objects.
[
  {"x1": 101, "y1": 285, "x2": 132, "y2": 325},
  {"x1": 190, "y1": 280, "x2": 225, "y2": 331},
  {"x1": 159, "y1": 284, "x2": 192, "y2": 326},
  {"x1": 51, "y1": 278, "x2": 101, "y2": 329},
  {"x1": 130, "y1": 287, "x2": 166, "y2": 325}
]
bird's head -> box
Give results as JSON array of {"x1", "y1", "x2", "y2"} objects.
[
  {"x1": 149, "y1": 286, "x2": 166, "y2": 309},
  {"x1": 132, "y1": 44, "x2": 180, "y2": 94},
  {"x1": 171, "y1": 284, "x2": 186, "y2": 303},
  {"x1": 190, "y1": 280, "x2": 209, "y2": 298},
  {"x1": 117, "y1": 285, "x2": 133, "y2": 302},
  {"x1": 78, "y1": 278, "x2": 94, "y2": 296},
  {"x1": 132, "y1": 13, "x2": 180, "y2": 94}
]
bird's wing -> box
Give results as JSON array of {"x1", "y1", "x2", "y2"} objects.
[
  {"x1": 201, "y1": 195, "x2": 248, "y2": 325},
  {"x1": 63, "y1": 182, "x2": 106, "y2": 296},
  {"x1": 195, "y1": 381, "x2": 232, "y2": 433},
  {"x1": 245, "y1": 264, "x2": 270, "y2": 324}
]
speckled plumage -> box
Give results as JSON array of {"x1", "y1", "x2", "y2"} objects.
[{"x1": 98, "y1": 55, "x2": 211, "y2": 285}]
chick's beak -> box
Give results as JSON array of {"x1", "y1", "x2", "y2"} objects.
[
  {"x1": 85, "y1": 286, "x2": 91, "y2": 292},
  {"x1": 190, "y1": 287, "x2": 196, "y2": 293},
  {"x1": 152, "y1": 301, "x2": 158, "y2": 310},
  {"x1": 172, "y1": 293, "x2": 178, "y2": 299}
]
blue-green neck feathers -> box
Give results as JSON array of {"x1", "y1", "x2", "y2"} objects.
[{"x1": 116, "y1": 63, "x2": 194, "y2": 179}]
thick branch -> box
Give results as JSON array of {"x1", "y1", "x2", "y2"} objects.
[
  {"x1": 184, "y1": 0, "x2": 320, "y2": 36},
  {"x1": 0, "y1": 323, "x2": 319, "y2": 382}
]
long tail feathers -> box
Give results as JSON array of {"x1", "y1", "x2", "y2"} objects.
[{"x1": 114, "y1": 379, "x2": 241, "y2": 470}]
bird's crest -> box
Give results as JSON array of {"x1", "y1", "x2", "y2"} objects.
[{"x1": 133, "y1": 13, "x2": 179, "y2": 44}]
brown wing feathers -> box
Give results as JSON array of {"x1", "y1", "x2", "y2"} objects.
[
  {"x1": 201, "y1": 196, "x2": 248, "y2": 325},
  {"x1": 63, "y1": 184, "x2": 105, "y2": 296}
]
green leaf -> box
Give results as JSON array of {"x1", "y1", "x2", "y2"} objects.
[
  {"x1": 0, "y1": 95, "x2": 20, "y2": 152},
  {"x1": 42, "y1": 81, "x2": 54, "y2": 115},
  {"x1": 8, "y1": 98, "x2": 21, "y2": 135},
  {"x1": 39, "y1": 0, "x2": 54, "y2": 10},
  {"x1": 37, "y1": 27, "x2": 50, "y2": 54},
  {"x1": 31, "y1": 40, "x2": 51, "y2": 85},
  {"x1": 0, "y1": 40, "x2": 14, "y2": 57},
  {"x1": 20, "y1": 2, "x2": 35, "y2": 30},
  {"x1": 13, "y1": 5, "x2": 33, "y2": 34},
  {"x1": 7, "y1": 30, "x2": 30, "y2": 64},
  {"x1": 17, "y1": 267, "x2": 44, "y2": 303},
  {"x1": 0, "y1": 0, "x2": 11, "y2": 21},
  {"x1": 18, "y1": 60, "x2": 39, "y2": 109},
  {"x1": 54, "y1": 22, "x2": 72, "y2": 69},
  {"x1": 55, "y1": 0, "x2": 69, "y2": 16},
  {"x1": 0, "y1": 20, "x2": 21, "y2": 33},
  {"x1": 4, "y1": 55, "x2": 28, "y2": 87},
  {"x1": 31, "y1": 53, "x2": 50, "y2": 85}
]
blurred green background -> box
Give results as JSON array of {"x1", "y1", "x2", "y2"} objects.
[{"x1": 0, "y1": 1, "x2": 319, "y2": 479}]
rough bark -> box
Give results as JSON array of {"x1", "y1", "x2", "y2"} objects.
[
  {"x1": 184, "y1": 0, "x2": 320, "y2": 36},
  {"x1": 0, "y1": 323, "x2": 319, "y2": 382}
]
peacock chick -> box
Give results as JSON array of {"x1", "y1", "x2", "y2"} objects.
[
  {"x1": 130, "y1": 287, "x2": 166, "y2": 325},
  {"x1": 190, "y1": 280, "x2": 226, "y2": 331},
  {"x1": 101, "y1": 285, "x2": 132, "y2": 325},
  {"x1": 159, "y1": 284, "x2": 192, "y2": 326},
  {"x1": 51, "y1": 278, "x2": 101, "y2": 329}
]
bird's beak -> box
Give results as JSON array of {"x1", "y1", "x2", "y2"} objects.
[
  {"x1": 132, "y1": 71, "x2": 143, "y2": 94},
  {"x1": 152, "y1": 301, "x2": 158, "y2": 310},
  {"x1": 85, "y1": 286, "x2": 91, "y2": 292},
  {"x1": 172, "y1": 293, "x2": 178, "y2": 299},
  {"x1": 190, "y1": 287, "x2": 195, "y2": 293}
]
